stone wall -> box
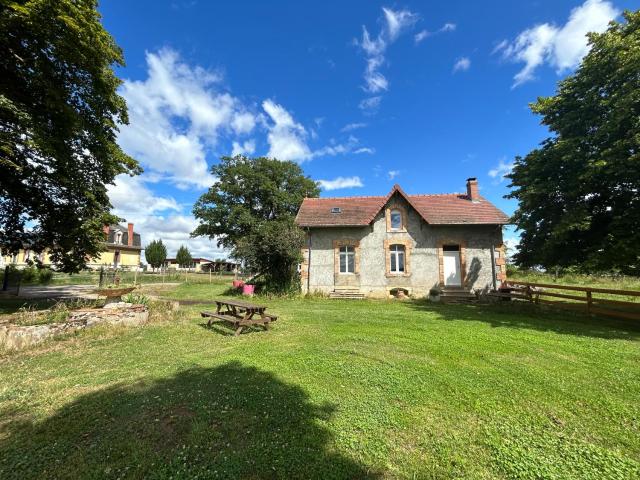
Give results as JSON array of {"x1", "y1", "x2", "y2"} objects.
[
  {"x1": 303, "y1": 193, "x2": 504, "y2": 298},
  {"x1": 0, "y1": 304, "x2": 149, "y2": 351}
]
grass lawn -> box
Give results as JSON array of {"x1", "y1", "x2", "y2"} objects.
[
  {"x1": 46, "y1": 271, "x2": 235, "y2": 286},
  {"x1": 1, "y1": 282, "x2": 639, "y2": 479}
]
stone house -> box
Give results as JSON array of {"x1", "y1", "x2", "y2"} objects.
[{"x1": 295, "y1": 179, "x2": 509, "y2": 298}]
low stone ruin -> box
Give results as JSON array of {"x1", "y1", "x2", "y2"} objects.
[{"x1": 0, "y1": 303, "x2": 149, "y2": 351}]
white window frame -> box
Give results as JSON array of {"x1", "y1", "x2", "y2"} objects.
[
  {"x1": 390, "y1": 244, "x2": 405, "y2": 274},
  {"x1": 390, "y1": 209, "x2": 403, "y2": 230},
  {"x1": 339, "y1": 245, "x2": 355, "y2": 274}
]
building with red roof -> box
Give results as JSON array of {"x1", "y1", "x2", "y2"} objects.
[{"x1": 295, "y1": 178, "x2": 509, "y2": 298}]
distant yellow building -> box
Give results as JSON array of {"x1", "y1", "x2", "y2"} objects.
[{"x1": 0, "y1": 222, "x2": 142, "y2": 270}]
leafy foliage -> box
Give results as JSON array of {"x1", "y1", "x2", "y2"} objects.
[
  {"x1": 0, "y1": 0, "x2": 140, "y2": 272},
  {"x1": 123, "y1": 292, "x2": 150, "y2": 307},
  {"x1": 144, "y1": 239, "x2": 167, "y2": 271},
  {"x1": 175, "y1": 245, "x2": 193, "y2": 268},
  {"x1": 235, "y1": 217, "x2": 307, "y2": 293},
  {"x1": 507, "y1": 11, "x2": 640, "y2": 274},
  {"x1": 193, "y1": 155, "x2": 319, "y2": 291}
]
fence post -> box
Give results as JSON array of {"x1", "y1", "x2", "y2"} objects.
[
  {"x1": 586, "y1": 291, "x2": 592, "y2": 315},
  {"x1": 2, "y1": 266, "x2": 8, "y2": 291}
]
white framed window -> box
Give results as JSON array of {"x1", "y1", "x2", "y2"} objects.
[
  {"x1": 115, "y1": 230, "x2": 123, "y2": 245},
  {"x1": 390, "y1": 209, "x2": 402, "y2": 230},
  {"x1": 339, "y1": 245, "x2": 355, "y2": 274},
  {"x1": 390, "y1": 244, "x2": 405, "y2": 274}
]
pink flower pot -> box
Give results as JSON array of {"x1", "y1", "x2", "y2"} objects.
[{"x1": 242, "y1": 284, "x2": 255, "y2": 296}]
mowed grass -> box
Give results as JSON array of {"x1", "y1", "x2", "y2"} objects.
[{"x1": 0, "y1": 282, "x2": 639, "y2": 479}]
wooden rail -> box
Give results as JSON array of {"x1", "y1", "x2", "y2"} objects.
[{"x1": 494, "y1": 280, "x2": 640, "y2": 321}]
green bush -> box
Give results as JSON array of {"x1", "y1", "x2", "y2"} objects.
[
  {"x1": 38, "y1": 268, "x2": 53, "y2": 283},
  {"x1": 123, "y1": 293, "x2": 150, "y2": 307},
  {"x1": 21, "y1": 266, "x2": 38, "y2": 283}
]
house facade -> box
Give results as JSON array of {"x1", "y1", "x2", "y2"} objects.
[
  {"x1": 295, "y1": 179, "x2": 509, "y2": 298},
  {"x1": 94, "y1": 223, "x2": 142, "y2": 269},
  {"x1": 0, "y1": 222, "x2": 141, "y2": 270}
]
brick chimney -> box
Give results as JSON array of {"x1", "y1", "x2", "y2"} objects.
[
  {"x1": 103, "y1": 225, "x2": 110, "y2": 239},
  {"x1": 127, "y1": 223, "x2": 134, "y2": 246},
  {"x1": 466, "y1": 177, "x2": 479, "y2": 202}
]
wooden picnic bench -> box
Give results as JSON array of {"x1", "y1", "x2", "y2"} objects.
[{"x1": 201, "y1": 299, "x2": 278, "y2": 336}]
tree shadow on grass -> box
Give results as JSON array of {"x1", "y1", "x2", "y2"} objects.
[
  {"x1": 0, "y1": 362, "x2": 379, "y2": 479},
  {"x1": 407, "y1": 299, "x2": 640, "y2": 341}
]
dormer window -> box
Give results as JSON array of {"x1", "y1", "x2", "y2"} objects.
[
  {"x1": 386, "y1": 206, "x2": 406, "y2": 232},
  {"x1": 115, "y1": 230, "x2": 123, "y2": 245},
  {"x1": 331, "y1": 207, "x2": 341, "y2": 214},
  {"x1": 390, "y1": 209, "x2": 402, "y2": 230}
]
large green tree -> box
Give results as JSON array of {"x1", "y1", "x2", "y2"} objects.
[
  {"x1": 192, "y1": 155, "x2": 319, "y2": 291},
  {"x1": 175, "y1": 245, "x2": 193, "y2": 269},
  {"x1": 144, "y1": 239, "x2": 167, "y2": 272},
  {"x1": 0, "y1": 0, "x2": 140, "y2": 272},
  {"x1": 507, "y1": 11, "x2": 640, "y2": 275}
]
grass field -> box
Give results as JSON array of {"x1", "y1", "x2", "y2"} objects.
[
  {"x1": 508, "y1": 269, "x2": 640, "y2": 291},
  {"x1": 1, "y1": 281, "x2": 639, "y2": 479},
  {"x1": 48, "y1": 270, "x2": 235, "y2": 286}
]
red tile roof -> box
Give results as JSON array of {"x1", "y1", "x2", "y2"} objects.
[{"x1": 295, "y1": 184, "x2": 510, "y2": 227}]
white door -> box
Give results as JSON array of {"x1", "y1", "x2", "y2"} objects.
[{"x1": 443, "y1": 251, "x2": 461, "y2": 286}]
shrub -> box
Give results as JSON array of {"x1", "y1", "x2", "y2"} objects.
[
  {"x1": 38, "y1": 268, "x2": 53, "y2": 283},
  {"x1": 21, "y1": 266, "x2": 38, "y2": 283},
  {"x1": 123, "y1": 293, "x2": 150, "y2": 307}
]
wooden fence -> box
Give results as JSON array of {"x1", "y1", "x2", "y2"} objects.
[{"x1": 491, "y1": 280, "x2": 640, "y2": 321}]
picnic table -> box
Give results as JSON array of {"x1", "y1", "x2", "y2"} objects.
[{"x1": 201, "y1": 299, "x2": 278, "y2": 336}]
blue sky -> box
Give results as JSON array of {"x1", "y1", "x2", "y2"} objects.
[{"x1": 100, "y1": 0, "x2": 633, "y2": 258}]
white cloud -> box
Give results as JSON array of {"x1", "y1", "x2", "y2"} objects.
[
  {"x1": 503, "y1": 235, "x2": 520, "y2": 261},
  {"x1": 354, "y1": 147, "x2": 375, "y2": 154},
  {"x1": 262, "y1": 100, "x2": 367, "y2": 162},
  {"x1": 488, "y1": 158, "x2": 514, "y2": 183},
  {"x1": 496, "y1": 0, "x2": 619, "y2": 86},
  {"x1": 118, "y1": 48, "x2": 260, "y2": 188},
  {"x1": 387, "y1": 170, "x2": 400, "y2": 180},
  {"x1": 414, "y1": 30, "x2": 431, "y2": 43},
  {"x1": 107, "y1": 175, "x2": 228, "y2": 260},
  {"x1": 140, "y1": 214, "x2": 229, "y2": 260},
  {"x1": 414, "y1": 22, "x2": 456, "y2": 44},
  {"x1": 383, "y1": 7, "x2": 419, "y2": 41},
  {"x1": 317, "y1": 176, "x2": 364, "y2": 191},
  {"x1": 108, "y1": 175, "x2": 181, "y2": 216},
  {"x1": 341, "y1": 122, "x2": 367, "y2": 132},
  {"x1": 453, "y1": 57, "x2": 471, "y2": 72},
  {"x1": 262, "y1": 99, "x2": 312, "y2": 162},
  {"x1": 356, "y1": 7, "x2": 418, "y2": 96},
  {"x1": 359, "y1": 96, "x2": 382, "y2": 114},
  {"x1": 231, "y1": 140, "x2": 256, "y2": 156}
]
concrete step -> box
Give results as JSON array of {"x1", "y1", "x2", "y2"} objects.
[
  {"x1": 329, "y1": 290, "x2": 365, "y2": 300},
  {"x1": 439, "y1": 291, "x2": 476, "y2": 297},
  {"x1": 438, "y1": 288, "x2": 478, "y2": 303}
]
